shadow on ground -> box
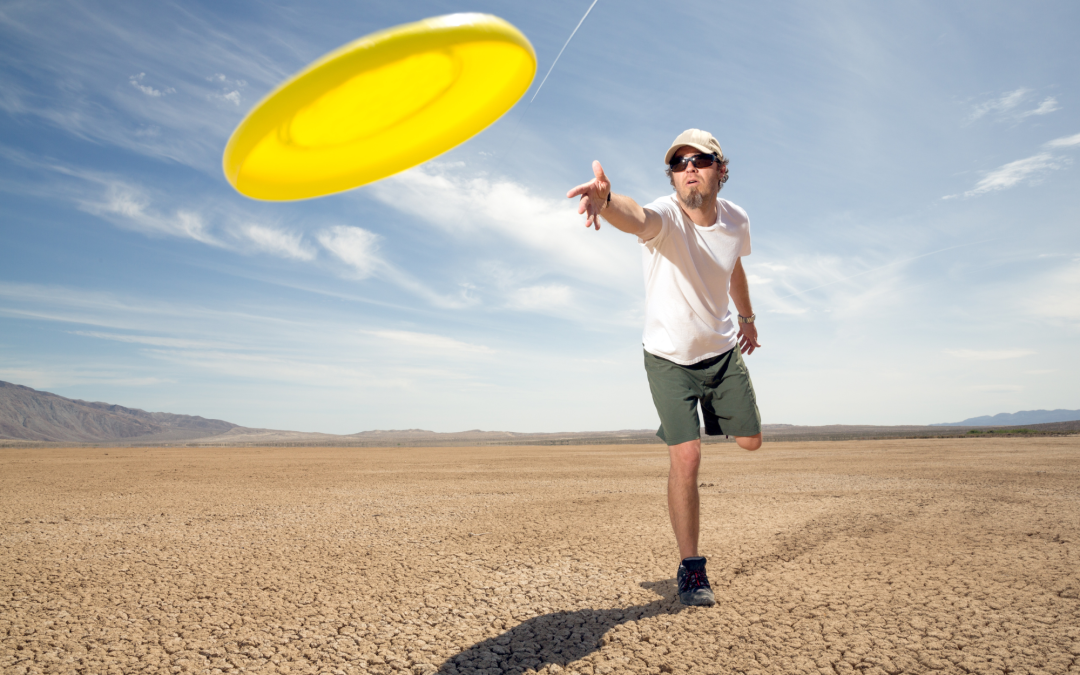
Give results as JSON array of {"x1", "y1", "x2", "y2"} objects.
[{"x1": 436, "y1": 580, "x2": 686, "y2": 674}]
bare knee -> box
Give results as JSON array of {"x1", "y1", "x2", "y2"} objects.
[
  {"x1": 736, "y1": 433, "x2": 762, "y2": 451},
  {"x1": 668, "y1": 440, "x2": 701, "y2": 477}
]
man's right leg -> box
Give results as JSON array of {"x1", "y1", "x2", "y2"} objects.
[{"x1": 667, "y1": 439, "x2": 702, "y2": 560}]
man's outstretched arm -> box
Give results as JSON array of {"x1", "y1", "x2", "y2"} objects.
[{"x1": 567, "y1": 160, "x2": 662, "y2": 241}]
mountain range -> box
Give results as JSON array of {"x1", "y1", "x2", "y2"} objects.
[
  {"x1": 932, "y1": 409, "x2": 1080, "y2": 427},
  {"x1": 2, "y1": 380, "x2": 1077, "y2": 445},
  {"x1": 0, "y1": 380, "x2": 236, "y2": 442}
]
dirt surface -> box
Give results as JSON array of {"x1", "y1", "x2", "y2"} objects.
[{"x1": 2, "y1": 438, "x2": 1078, "y2": 675}]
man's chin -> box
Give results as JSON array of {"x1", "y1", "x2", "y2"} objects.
[{"x1": 679, "y1": 190, "x2": 706, "y2": 209}]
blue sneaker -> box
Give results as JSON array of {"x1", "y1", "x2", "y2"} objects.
[{"x1": 677, "y1": 556, "x2": 715, "y2": 606}]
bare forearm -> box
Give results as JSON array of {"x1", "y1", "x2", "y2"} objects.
[
  {"x1": 729, "y1": 259, "x2": 753, "y2": 317},
  {"x1": 603, "y1": 194, "x2": 662, "y2": 240}
]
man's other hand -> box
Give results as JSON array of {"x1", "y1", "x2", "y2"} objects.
[
  {"x1": 566, "y1": 160, "x2": 610, "y2": 230},
  {"x1": 738, "y1": 322, "x2": 760, "y2": 355}
]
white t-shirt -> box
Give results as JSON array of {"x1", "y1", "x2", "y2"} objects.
[{"x1": 639, "y1": 194, "x2": 751, "y2": 365}]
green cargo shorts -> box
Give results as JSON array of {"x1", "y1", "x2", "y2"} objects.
[{"x1": 644, "y1": 347, "x2": 761, "y2": 446}]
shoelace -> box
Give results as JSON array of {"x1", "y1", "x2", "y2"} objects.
[{"x1": 680, "y1": 568, "x2": 711, "y2": 592}]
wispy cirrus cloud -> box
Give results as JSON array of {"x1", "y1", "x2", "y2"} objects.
[
  {"x1": 970, "y1": 88, "x2": 1029, "y2": 120},
  {"x1": 71, "y1": 331, "x2": 233, "y2": 350},
  {"x1": 369, "y1": 164, "x2": 639, "y2": 291},
  {"x1": 968, "y1": 88, "x2": 1060, "y2": 123},
  {"x1": 510, "y1": 284, "x2": 575, "y2": 312},
  {"x1": 0, "y1": 281, "x2": 509, "y2": 396},
  {"x1": 237, "y1": 224, "x2": 316, "y2": 261},
  {"x1": 0, "y1": 0, "x2": 297, "y2": 171},
  {"x1": 317, "y1": 226, "x2": 382, "y2": 280},
  {"x1": 956, "y1": 153, "x2": 1063, "y2": 198},
  {"x1": 945, "y1": 132, "x2": 1080, "y2": 199},
  {"x1": 363, "y1": 329, "x2": 494, "y2": 356},
  {"x1": 1045, "y1": 132, "x2": 1080, "y2": 148},
  {"x1": 317, "y1": 225, "x2": 473, "y2": 308},
  {"x1": 206, "y1": 73, "x2": 246, "y2": 106},
  {"x1": 79, "y1": 179, "x2": 225, "y2": 247},
  {"x1": 129, "y1": 73, "x2": 175, "y2": 97},
  {"x1": 1018, "y1": 96, "x2": 1060, "y2": 118}
]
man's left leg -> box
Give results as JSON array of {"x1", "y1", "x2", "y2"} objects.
[{"x1": 735, "y1": 433, "x2": 762, "y2": 451}]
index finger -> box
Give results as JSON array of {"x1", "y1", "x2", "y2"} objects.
[{"x1": 566, "y1": 181, "x2": 596, "y2": 199}]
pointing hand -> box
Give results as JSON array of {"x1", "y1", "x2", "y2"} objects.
[{"x1": 566, "y1": 160, "x2": 611, "y2": 230}]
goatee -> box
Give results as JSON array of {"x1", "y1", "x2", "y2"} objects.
[{"x1": 679, "y1": 189, "x2": 705, "y2": 209}]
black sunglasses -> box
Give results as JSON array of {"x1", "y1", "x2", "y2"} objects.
[{"x1": 669, "y1": 153, "x2": 719, "y2": 172}]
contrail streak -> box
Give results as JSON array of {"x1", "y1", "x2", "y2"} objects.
[
  {"x1": 530, "y1": 0, "x2": 600, "y2": 103},
  {"x1": 775, "y1": 238, "x2": 999, "y2": 300}
]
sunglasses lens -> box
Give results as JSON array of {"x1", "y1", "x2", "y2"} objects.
[{"x1": 670, "y1": 154, "x2": 715, "y2": 171}]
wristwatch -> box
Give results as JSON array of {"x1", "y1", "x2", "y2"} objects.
[{"x1": 738, "y1": 314, "x2": 755, "y2": 324}]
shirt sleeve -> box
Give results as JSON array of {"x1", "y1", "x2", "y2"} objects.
[{"x1": 738, "y1": 207, "x2": 752, "y2": 257}]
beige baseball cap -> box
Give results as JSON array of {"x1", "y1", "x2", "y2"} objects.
[{"x1": 664, "y1": 129, "x2": 724, "y2": 165}]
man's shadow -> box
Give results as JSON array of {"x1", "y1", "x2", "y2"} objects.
[{"x1": 435, "y1": 579, "x2": 687, "y2": 674}]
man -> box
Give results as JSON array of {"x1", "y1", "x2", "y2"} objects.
[{"x1": 567, "y1": 129, "x2": 763, "y2": 606}]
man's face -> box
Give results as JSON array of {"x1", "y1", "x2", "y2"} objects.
[{"x1": 670, "y1": 145, "x2": 721, "y2": 209}]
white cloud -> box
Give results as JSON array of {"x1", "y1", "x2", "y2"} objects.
[
  {"x1": 958, "y1": 152, "x2": 1063, "y2": 198},
  {"x1": 128, "y1": 73, "x2": 174, "y2": 97},
  {"x1": 236, "y1": 224, "x2": 316, "y2": 261},
  {"x1": 79, "y1": 179, "x2": 225, "y2": 246},
  {"x1": 968, "y1": 89, "x2": 1059, "y2": 123},
  {"x1": 0, "y1": 365, "x2": 169, "y2": 390},
  {"x1": 970, "y1": 88, "x2": 1028, "y2": 120},
  {"x1": 70, "y1": 331, "x2": 232, "y2": 350},
  {"x1": 1018, "y1": 97, "x2": 1060, "y2": 118},
  {"x1": 0, "y1": 2, "x2": 291, "y2": 170},
  {"x1": 1045, "y1": 132, "x2": 1080, "y2": 148},
  {"x1": 316, "y1": 226, "x2": 383, "y2": 279},
  {"x1": 211, "y1": 90, "x2": 242, "y2": 106},
  {"x1": 316, "y1": 225, "x2": 472, "y2": 308},
  {"x1": 946, "y1": 131, "x2": 1080, "y2": 199},
  {"x1": 368, "y1": 165, "x2": 639, "y2": 290},
  {"x1": 510, "y1": 284, "x2": 575, "y2": 312},
  {"x1": 364, "y1": 330, "x2": 493, "y2": 356},
  {"x1": 944, "y1": 349, "x2": 1035, "y2": 361}
]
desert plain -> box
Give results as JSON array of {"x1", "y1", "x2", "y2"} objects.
[{"x1": 1, "y1": 437, "x2": 1078, "y2": 675}]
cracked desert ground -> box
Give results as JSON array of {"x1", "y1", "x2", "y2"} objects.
[{"x1": 2, "y1": 438, "x2": 1078, "y2": 675}]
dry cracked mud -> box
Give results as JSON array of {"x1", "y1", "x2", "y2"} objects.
[{"x1": 2, "y1": 437, "x2": 1078, "y2": 675}]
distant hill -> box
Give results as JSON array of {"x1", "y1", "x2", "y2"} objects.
[
  {"x1": 0, "y1": 380, "x2": 237, "y2": 442},
  {"x1": 933, "y1": 409, "x2": 1080, "y2": 427}
]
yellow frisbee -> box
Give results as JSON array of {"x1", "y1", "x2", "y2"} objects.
[{"x1": 223, "y1": 13, "x2": 536, "y2": 201}]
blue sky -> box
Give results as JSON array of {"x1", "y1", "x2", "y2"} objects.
[{"x1": 1, "y1": 0, "x2": 1077, "y2": 433}]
